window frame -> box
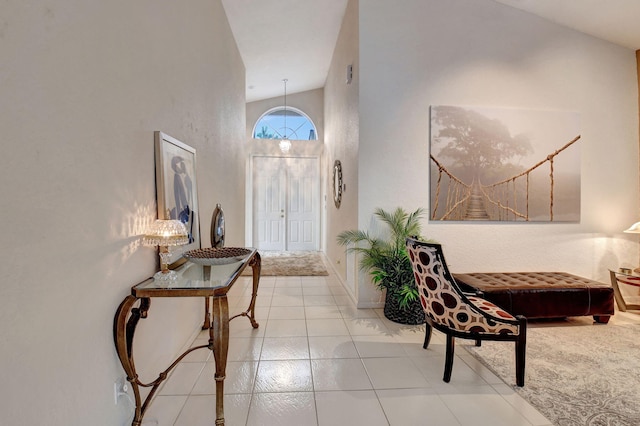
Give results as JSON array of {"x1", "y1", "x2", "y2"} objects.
[{"x1": 252, "y1": 106, "x2": 318, "y2": 141}]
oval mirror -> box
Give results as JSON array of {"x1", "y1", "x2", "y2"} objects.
[{"x1": 333, "y1": 160, "x2": 343, "y2": 208}]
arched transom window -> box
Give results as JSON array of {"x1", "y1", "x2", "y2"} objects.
[{"x1": 253, "y1": 106, "x2": 318, "y2": 141}]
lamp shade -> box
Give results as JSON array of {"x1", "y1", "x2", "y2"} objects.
[
  {"x1": 143, "y1": 220, "x2": 189, "y2": 246},
  {"x1": 624, "y1": 221, "x2": 640, "y2": 234}
]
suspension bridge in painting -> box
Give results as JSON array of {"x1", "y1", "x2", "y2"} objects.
[{"x1": 430, "y1": 135, "x2": 580, "y2": 221}]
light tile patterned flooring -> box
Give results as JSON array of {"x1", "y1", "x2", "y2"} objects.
[{"x1": 144, "y1": 268, "x2": 552, "y2": 426}]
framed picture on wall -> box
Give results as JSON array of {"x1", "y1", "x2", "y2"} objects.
[
  {"x1": 154, "y1": 131, "x2": 201, "y2": 264},
  {"x1": 429, "y1": 105, "x2": 581, "y2": 223}
]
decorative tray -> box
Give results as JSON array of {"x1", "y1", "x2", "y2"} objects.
[{"x1": 183, "y1": 247, "x2": 252, "y2": 266}]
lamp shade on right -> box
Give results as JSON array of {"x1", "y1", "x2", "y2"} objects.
[{"x1": 624, "y1": 221, "x2": 640, "y2": 233}]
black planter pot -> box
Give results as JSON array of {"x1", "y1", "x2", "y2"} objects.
[{"x1": 383, "y1": 290, "x2": 425, "y2": 325}]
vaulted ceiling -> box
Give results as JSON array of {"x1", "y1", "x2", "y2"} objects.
[{"x1": 222, "y1": 0, "x2": 640, "y2": 103}]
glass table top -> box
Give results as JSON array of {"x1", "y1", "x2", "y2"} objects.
[{"x1": 132, "y1": 248, "x2": 257, "y2": 297}]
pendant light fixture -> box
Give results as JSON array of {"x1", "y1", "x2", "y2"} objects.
[{"x1": 279, "y1": 78, "x2": 291, "y2": 153}]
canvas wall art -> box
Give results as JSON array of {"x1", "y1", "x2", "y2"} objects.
[{"x1": 429, "y1": 106, "x2": 580, "y2": 222}]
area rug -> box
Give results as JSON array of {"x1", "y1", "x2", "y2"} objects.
[
  {"x1": 465, "y1": 320, "x2": 640, "y2": 426},
  {"x1": 242, "y1": 251, "x2": 329, "y2": 276}
]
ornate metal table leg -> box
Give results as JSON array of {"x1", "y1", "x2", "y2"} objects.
[
  {"x1": 247, "y1": 252, "x2": 261, "y2": 328},
  {"x1": 229, "y1": 252, "x2": 261, "y2": 328},
  {"x1": 114, "y1": 295, "x2": 211, "y2": 425},
  {"x1": 113, "y1": 296, "x2": 150, "y2": 426},
  {"x1": 202, "y1": 265, "x2": 212, "y2": 329},
  {"x1": 203, "y1": 297, "x2": 211, "y2": 329},
  {"x1": 211, "y1": 296, "x2": 230, "y2": 425}
]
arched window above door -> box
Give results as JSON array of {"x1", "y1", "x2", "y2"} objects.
[{"x1": 253, "y1": 106, "x2": 318, "y2": 141}]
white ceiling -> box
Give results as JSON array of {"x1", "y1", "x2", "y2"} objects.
[
  {"x1": 221, "y1": 0, "x2": 348, "y2": 102},
  {"x1": 222, "y1": 0, "x2": 640, "y2": 103},
  {"x1": 493, "y1": 0, "x2": 640, "y2": 50}
]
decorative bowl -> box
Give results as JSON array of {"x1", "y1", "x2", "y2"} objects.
[{"x1": 183, "y1": 247, "x2": 252, "y2": 266}]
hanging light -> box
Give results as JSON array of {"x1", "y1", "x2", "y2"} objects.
[{"x1": 279, "y1": 78, "x2": 291, "y2": 153}]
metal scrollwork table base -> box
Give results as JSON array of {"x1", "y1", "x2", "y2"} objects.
[{"x1": 113, "y1": 248, "x2": 261, "y2": 426}]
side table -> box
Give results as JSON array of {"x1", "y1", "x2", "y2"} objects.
[
  {"x1": 609, "y1": 269, "x2": 640, "y2": 312},
  {"x1": 113, "y1": 248, "x2": 261, "y2": 425}
]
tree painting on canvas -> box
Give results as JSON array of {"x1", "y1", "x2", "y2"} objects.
[{"x1": 429, "y1": 105, "x2": 580, "y2": 222}]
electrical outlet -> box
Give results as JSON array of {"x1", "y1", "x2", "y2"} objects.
[{"x1": 113, "y1": 377, "x2": 128, "y2": 405}]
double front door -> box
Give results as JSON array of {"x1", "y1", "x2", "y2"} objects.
[{"x1": 252, "y1": 156, "x2": 319, "y2": 251}]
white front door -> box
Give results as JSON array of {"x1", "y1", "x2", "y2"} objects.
[
  {"x1": 253, "y1": 156, "x2": 319, "y2": 251},
  {"x1": 253, "y1": 157, "x2": 286, "y2": 251},
  {"x1": 287, "y1": 157, "x2": 318, "y2": 251}
]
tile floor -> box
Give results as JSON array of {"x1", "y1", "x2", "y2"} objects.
[{"x1": 143, "y1": 269, "x2": 553, "y2": 426}]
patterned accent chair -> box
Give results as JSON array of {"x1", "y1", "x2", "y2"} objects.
[{"x1": 405, "y1": 238, "x2": 527, "y2": 386}]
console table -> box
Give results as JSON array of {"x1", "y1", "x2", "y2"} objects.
[{"x1": 113, "y1": 248, "x2": 261, "y2": 426}]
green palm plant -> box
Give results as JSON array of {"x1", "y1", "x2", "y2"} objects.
[{"x1": 337, "y1": 207, "x2": 427, "y2": 314}]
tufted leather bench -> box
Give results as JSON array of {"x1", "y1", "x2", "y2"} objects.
[{"x1": 452, "y1": 272, "x2": 614, "y2": 323}]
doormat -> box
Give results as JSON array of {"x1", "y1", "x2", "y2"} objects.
[{"x1": 242, "y1": 251, "x2": 329, "y2": 276}]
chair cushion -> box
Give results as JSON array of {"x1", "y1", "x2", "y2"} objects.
[{"x1": 467, "y1": 296, "x2": 517, "y2": 321}]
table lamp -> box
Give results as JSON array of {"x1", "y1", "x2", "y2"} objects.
[{"x1": 143, "y1": 219, "x2": 189, "y2": 281}]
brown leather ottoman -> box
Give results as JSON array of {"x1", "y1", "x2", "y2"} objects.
[{"x1": 452, "y1": 272, "x2": 614, "y2": 324}]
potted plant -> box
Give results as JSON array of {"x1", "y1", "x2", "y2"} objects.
[{"x1": 337, "y1": 207, "x2": 427, "y2": 325}]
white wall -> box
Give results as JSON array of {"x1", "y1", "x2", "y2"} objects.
[
  {"x1": 324, "y1": 0, "x2": 360, "y2": 302},
  {"x1": 355, "y1": 0, "x2": 639, "y2": 305},
  {"x1": 0, "y1": 1, "x2": 245, "y2": 424}
]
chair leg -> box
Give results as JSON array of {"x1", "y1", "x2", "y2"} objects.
[
  {"x1": 515, "y1": 316, "x2": 527, "y2": 387},
  {"x1": 475, "y1": 339, "x2": 481, "y2": 347},
  {"x1": 423, "y1": 323, "x2": 433, "y2": 349},
  {"x1": 515, "y1": 340, "x2": 526, "y2": 387},
  {"x1": 443, "y1": 333, "x2": 455, "y2": 383}
]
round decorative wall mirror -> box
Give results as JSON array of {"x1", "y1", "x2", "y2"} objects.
[
  {"x1": 210, "y1": 203, "x2": 225, "y2": 248},
  {"x1": 333, "y1": 160, "x2": 343, "y2": 208}
]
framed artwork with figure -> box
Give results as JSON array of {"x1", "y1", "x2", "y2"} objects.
[{"x1": 154, "y1": 131, "x2": 200, "y2": 264}]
